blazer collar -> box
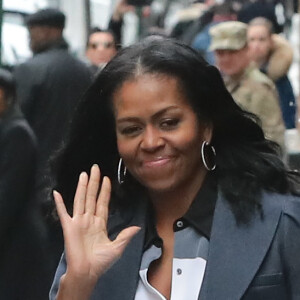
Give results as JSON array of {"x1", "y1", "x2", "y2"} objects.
[
  {"x1": 91, "y1": 191, "x2": 283, "y2": 300},
  {"x1": 200, "y1": 191, "x2": 283, "y2": 300}
]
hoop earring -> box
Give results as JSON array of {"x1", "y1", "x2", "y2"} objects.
[
  {"x1": 118, "y1": 158, "x2": 127, "y2": 184},
  {"x1": 201, "y1": 141, "x2": 216, "y2": 171}
]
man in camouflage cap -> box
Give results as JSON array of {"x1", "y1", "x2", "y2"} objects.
[{"x1": 209, "y1": 21, "x2": 285, "y2": 149}]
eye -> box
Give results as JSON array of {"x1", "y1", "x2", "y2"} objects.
[
  {"x1": 120, "y1": 125, "x2": 142, "y2": 136},
  {"x1": 160, "y1": 118, "x2": 180, "y2": 130}
]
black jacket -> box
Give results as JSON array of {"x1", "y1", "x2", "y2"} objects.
[
  {"x1": 14, "y1": 39, "x2": 92, "y2": 206},
  {"x1": 0, "y1": 107, "x2": 52, "y2": 299}
]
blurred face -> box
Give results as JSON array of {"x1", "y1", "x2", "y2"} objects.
[
  {"x1": 28, "y1": 25, "x2": 61, "y2": 53},
  {"x1": 215, "y1": 47, "x2": 249, "y2": 77},
  {"x1": 86, "y1": 32, "x2": 117, "y2": 66},
  {"x1": 247, "y1": 25, "x2": 272, "y2": 65},
  {"x1": 113, "y1": 74, "x2": 212, "y2": 193},
  {"x1": 28, "y1": 26, "x2": 49, "y2": 53}
]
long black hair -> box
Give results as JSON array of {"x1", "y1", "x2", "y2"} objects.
[{"x1": 52, "y1": 36, "x2": 299, "y2": 222}]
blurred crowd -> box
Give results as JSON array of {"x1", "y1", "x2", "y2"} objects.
[{"x1": 0, "y1": 0, "x2": 299, "y2": 298}]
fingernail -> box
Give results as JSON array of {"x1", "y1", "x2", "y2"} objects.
[
  {"x1": 53, "y1": 190, "x2": 59, "y2": 198},
  {"x1": 79, "y1": 172, "x2": 87, "y2": 181}
]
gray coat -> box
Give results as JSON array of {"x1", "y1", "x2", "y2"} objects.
[{"x1": 50, "y1": 191, "x2": 300, "y2": 299}]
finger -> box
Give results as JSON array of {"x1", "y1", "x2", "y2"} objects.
[
  {"x1": 53, "y1": 190, "x2": 70, "y2": 227},
  {"x1": 113, "y1": 226, "x2": 141, "y2": 257},
  {"x1": 85, "y1": 164, "x2": 101, "y2": 214},
  {"x1": 95, "y1": 176, "x2": 111, "y2": 222},
  {"x1": 73, "y1": 172, "x2": 88, "y2": 215}
]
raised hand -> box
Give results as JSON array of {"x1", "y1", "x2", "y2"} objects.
[
  {"x1": 112, "y1": 0, "x2": 135, "y2": 22},
  {"x1": 54, "y1": 164, "x2": 140, "y2": 299}
]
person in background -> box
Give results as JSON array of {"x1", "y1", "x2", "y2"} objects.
[
  {"x1": 50, "y1": 37, "x2": 300, "y2": 300},
  {"x1": 85, "y1": 0, "x2": 138, "y2": 75},
  {"x1": 0, "y1": 68, "x2": 51, "y2": 299},
  {"x1": 14, "y1": 8, "x2": 91, "y2": 277},
  {"x1": 85, "y1": 28, "x2": 118, "y2": 74},
  {"x1": 210, "y1": 21, "x2": 285, "y2": 148},
  {"x1": 192, "y1": 1, "x2": 237, "y2": 65},
  {"x1": 109, "y1": 0, "x2": 136, "y2": 45},
  {"x1": 237, "y1": 0, "x2": 283, "y2": 33},
  {"x1": 247, "y1": 17, "x2": 296, "y2": 129}
]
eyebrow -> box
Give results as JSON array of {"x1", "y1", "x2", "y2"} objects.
[{"x1": 116, "y1": 106, "x2": 180, "y2": 123}]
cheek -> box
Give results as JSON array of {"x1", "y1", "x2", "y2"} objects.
[
  {"x1": 261, "y1": 44, "x2": 271, "y2": 54},
  {"x1": 117, "y1": 138, "x2": 137, "y2": 162},
  {"x1": 107, "y1": 49, "x2": 117, "y2": 58},
  {"x1": 174, "y1": 128, "x2": 203, "y2": 157}
]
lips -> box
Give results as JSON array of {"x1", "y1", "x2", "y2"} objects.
[{"x1": 142, "y1": 156, "x2": 173, "y2": 168}]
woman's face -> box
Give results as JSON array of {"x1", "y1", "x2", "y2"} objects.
[
  {"x1": 247, "y1": 25, "x2": 272, "y2": 64},
  {"x1": 113, "y1": 73, "x2": 212, "y2": 193}
]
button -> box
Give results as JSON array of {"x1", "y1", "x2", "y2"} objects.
[
  {"x1": 176, "y1": 220, "x2": 184, "y2": 228},
  {"x1": 177, "y1": 268, "x2": 182, "y2": 275}
]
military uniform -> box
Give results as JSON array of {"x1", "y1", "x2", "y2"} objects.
[
  {"x1": 209, "y1": 21, "x2": 285, "y2": 148},
  {"x1": 224, "y1": 64, "x2": 285, "y2": 147}
]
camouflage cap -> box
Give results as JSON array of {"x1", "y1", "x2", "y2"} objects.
[{"x1": 209, "y1": 21, "x2": 248, "y2": 51}]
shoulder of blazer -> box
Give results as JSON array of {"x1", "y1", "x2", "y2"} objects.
[
  {"x1": 282, "y1": 193, "x2": 300, "y2": 217},
  {"x1": 262, "y1": 192, "x2": 300, "y2": 226}
]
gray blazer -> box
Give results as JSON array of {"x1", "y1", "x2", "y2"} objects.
[{"x1": 50, "y1": 192, "x2": 300, "y2": 299}]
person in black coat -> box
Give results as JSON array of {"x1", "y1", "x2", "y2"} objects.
[
  {"x1": 14, "y1": 8, "x2": 92, "y2": 270},
  {"x1": 0, "y1": 69, "x2": 52, "y2": 299}
]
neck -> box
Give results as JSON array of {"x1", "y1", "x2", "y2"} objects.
[
  {"x1": 148, "y1": 169, "x2": 208, "y2": 230},
  {"x1": 255, "y1": 57, "x2": 267, "y2": 69},
  {"x1": 230, "y1": 70, "x2": 245, "y2": 81}
]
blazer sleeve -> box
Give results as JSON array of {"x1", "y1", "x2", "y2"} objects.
[
  {"x1": 281, "y1": 196, "x2": 300, "y2": 299},
  {"x1": 49, "y1": 252, "x2": 67, "y2": 299}
]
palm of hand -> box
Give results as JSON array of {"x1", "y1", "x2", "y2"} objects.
[{"x1": 54, "y1": 165, "x2": 140, "y2": 282}]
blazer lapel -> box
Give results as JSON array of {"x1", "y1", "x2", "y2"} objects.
[
  {"x1": 200, "y1": 192, "x2": 283, "y2": 300},
  {"x1": 91, "y1": 200, "x2": 148, "y2": 300}
]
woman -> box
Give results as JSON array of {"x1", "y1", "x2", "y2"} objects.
[
  {"x1": 247, "y1": 17, "x2": 296, "y2": 129},
  {"x1": 50, "y1": 37, "x2": 300, "y2": 299}
]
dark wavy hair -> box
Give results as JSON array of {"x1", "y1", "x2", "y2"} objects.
[{"x1": 52, "y1": 36, "x2": 299, "y2": 222}]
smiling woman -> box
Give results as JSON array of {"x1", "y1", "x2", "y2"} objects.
[
  {"x1": 50, "y1": 36, "x2": 300, "y2": 300},
  {"x1": 113, "y1": 74, "x2": 210, "y2": 194}
]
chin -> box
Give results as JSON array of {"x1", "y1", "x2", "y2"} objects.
[{"x1": 142, "y1": 177, "x2": 179, "y2": 194}]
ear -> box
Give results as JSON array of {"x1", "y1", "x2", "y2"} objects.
[{"x1": 201, "y1": 124, "x2": 213, "y2": 144}]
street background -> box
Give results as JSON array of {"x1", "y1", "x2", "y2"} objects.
[{"x1": 1, "y1": 0, "x2": 299, "y2": 154}]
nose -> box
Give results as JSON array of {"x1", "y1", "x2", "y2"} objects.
[
  {"x1": 140, "y1": 125, "x2": 164, "y2": 152},
  {"x1": 249, "y1": 41, "x2": 259, "y2": 49}
]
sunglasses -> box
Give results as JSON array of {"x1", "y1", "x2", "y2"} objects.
[{"x1": 88, "y1": 41, "x2": 115, "y2": 49}]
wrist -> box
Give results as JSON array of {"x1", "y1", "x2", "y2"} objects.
[{"x1": 56, "y1": 273, "x2": 98, "y2": 300}]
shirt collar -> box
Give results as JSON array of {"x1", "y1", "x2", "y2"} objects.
[
  {"x1": 144, "y1": 174, "x2": 218, "y2": 250},
  {"x1": 182, "y1": 173, "x2": 217, "y2": 239}
]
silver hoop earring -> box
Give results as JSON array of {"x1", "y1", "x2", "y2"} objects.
[
  {"x1": 118, "y1": 158, "x2": 127, "y2": 184},
  {"x1": 201, "y1": 141, "x2": 216, "y2": 171}
]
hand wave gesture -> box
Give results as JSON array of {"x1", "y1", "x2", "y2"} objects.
[{"x1": 53, "y1": 164, "x2": 140, "y2": 299}]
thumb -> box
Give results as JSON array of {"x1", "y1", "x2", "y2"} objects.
[{"x1": 113, "y1": 226, "x2": 141, "y2": 256}]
